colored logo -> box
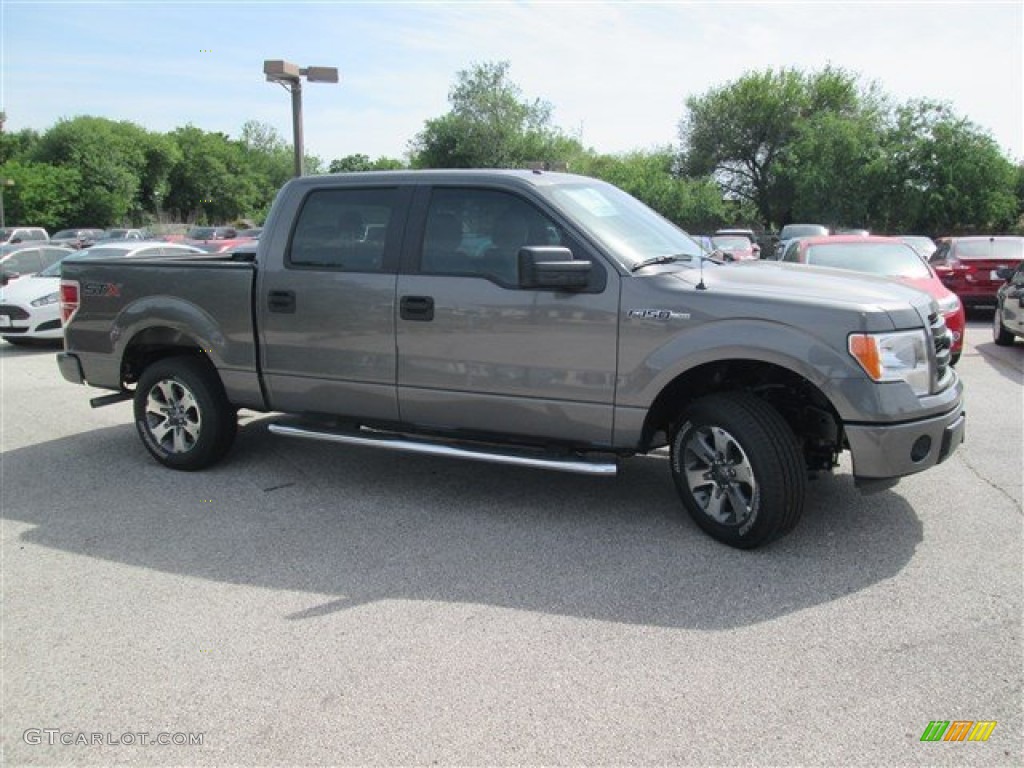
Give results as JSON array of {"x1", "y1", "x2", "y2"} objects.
[{"x1": 920, "y1": 721, "x2": 997, "y2": 742}]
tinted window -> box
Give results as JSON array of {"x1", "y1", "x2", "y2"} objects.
[
  {"x1": 420, "y1": 188, "x2": 567, "y2": 285},
  {"x1": 288, "y1": 188, "x2": 397, "y2": 272}
]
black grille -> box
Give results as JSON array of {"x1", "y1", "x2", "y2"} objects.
[
  {"x1": 0, "y1": 304, "x2": 29, "y2": 320},
  {"x1": 929, "y1": 312, "x2": 951, "y2": 385}
]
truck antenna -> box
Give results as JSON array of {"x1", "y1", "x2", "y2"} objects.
[{"x1": 696, "y1": 253, "x2": 707, "y2": 290}]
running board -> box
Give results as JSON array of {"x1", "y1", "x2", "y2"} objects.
[{"x1": 268, "y1": 422, "x2": 618, "y2": 476}]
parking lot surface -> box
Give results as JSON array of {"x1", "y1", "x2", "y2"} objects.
[{"x1": 2, "y1": 320, "x2": 1021, "y2": 766}]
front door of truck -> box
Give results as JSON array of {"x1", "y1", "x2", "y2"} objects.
[
  {"x1": 258, "y1": 185, "x2": 410, "y2": 421},
  {"x1": 395, "y1": 185, "x2": 620, "y2": 447}
]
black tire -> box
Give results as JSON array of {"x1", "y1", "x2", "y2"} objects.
[
  {"x1": 669, "y1": 392, "x2": 806, "y2": 549},
  {"x1": 133, "y1": 356, "x2": 236, "y2": 470},
  {"x1": 993, "y1": 305, "x2": 1015, "y2": 346},
  {"x1": 950, "y1": 351, "x2": 961, "y2": 366}
]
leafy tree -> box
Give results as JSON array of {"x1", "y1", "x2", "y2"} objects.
[
  {"x1": 0, "y1": 127, "x2": 40, "y2": 166},
  {"x1": 0, "y1": 159, "x2": 80, "y2": 229},
  {"x1": 328, "y1": 153, "x2": 406, "y2": 173},
  {"x1": 775, "y1": 109, "x2": 889, "y2": 230},
  {"x1": 679, "y1": 66, "x2": 869, "y2": 227},
  {"x1": 32, "y1": 116, "x2": 155, "y2": 225},
  {"x1": 876, "y1": 100, "x2": 1018, "y2": 234},
  {"x1": 409, "y1": 60, "x2": 583, "y2": 169},
  {"x1": 165, "y1": 125, "x2": 260, "y2": 224}
]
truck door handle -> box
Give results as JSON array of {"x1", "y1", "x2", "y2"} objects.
[
  {"x1": 400, "y1": 295, "x2": 434, "y2": 321},
  {"x1": 268, "y1": 290, "x2": 296, "y2": 313}
]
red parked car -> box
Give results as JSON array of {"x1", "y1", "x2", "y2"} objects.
[
  {"x1": 711, "y1": 233, "x2": 760, "y2": 261},
  {"x1": 929, "y1": 236, "x2": 1024, "y2": 311},
  {"x1": 781, "y1": 235, "x2": 966, "y2": 364}
]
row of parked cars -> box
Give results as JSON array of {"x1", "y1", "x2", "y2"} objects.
[
  {"x1": 0, "y1": 225, "x2": 262, "y2": 346},
  {"x1": 698, "y1": 226, "x2": 1024, "y2": 358},
  {"x1": 1, "y1": 218, "x2": 1021, "y2": 352}
]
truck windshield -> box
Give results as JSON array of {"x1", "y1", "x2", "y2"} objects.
[{"x1": 543, "y1": 181, "x2": 704, "y2": 270}]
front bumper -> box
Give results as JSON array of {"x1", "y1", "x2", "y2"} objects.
[{"x1": 846, "y1": 406, "x2": 966, "y2": 482}]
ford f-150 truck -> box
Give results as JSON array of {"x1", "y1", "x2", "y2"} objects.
[{"x1": 56, "y1": 170, "x2": 965, "y2": 548}]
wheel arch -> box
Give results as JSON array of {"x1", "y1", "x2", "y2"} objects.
[{"x1": 640, "y1": 358, "x2": 844, "y2": 472}]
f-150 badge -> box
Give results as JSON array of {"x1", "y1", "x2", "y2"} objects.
[{"x1": 627, "y1": 309, "x2": 690, "y2": 320}]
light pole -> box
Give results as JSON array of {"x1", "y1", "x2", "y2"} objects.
[
  {"x1": 263, "y1": 60, "x2": 339, "y2": 177},
  {"x1": 0, "y1": 178, "x2": 14, "y2": 230}
]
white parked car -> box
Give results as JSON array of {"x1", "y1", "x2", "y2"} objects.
[{"x1": 0, "y1": 257, "x2": 67, "y2": 345}]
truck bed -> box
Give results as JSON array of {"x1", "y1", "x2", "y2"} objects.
[{"x1": 59, "y1": 257, "x2": 264, "y2": 409}]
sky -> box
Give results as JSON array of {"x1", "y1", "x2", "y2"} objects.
[{"x1": 1, "y1": 1, "x2": 1022, "y2": 165}]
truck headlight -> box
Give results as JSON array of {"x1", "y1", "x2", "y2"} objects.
[
  {"x1": 849, "y1": 331, "x2": 931, "y2": 396},
  {"x1": 31, "y1": 292, "x2": 60, "y2": 307}
]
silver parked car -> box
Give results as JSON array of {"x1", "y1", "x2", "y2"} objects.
[{"x1": 993, "y1": 261, "x2": 1024, "y2": 346}]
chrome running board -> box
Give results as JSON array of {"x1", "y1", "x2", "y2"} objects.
[{"x1": 268, "y1": 422, "x2": 618, "y2": 476}]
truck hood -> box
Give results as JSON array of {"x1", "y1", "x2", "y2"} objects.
[{"x1": 666, "y1": 260, "x2": 936, "y2": 326}]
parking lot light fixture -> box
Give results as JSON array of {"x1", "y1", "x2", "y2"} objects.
[{"x1": 263, "y1": 59, "x2": 339, "y2": 177}]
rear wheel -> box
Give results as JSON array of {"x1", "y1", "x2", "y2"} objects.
[
  {"x1": 993, "y1": 304, "x2": 1015, "y2": 346},
  {"x1": 670, "y1": 392, "x2": 806, "y2": 549},
  {"x1": 134, "y1": 356, "x2": 236, "y2": 470}
]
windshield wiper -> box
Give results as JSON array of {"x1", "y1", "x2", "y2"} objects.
[{"x1": 629, "y1": 254, "x2": 692, "y2": 272}]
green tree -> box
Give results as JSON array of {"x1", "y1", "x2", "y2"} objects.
[
  {"x1": 165, "y1": 126, "x2": 261, "y2": 223},
  {"x1": 876, "y1": 101, "x2": 1018, "y2": 234},
  {"x1": 409, "y1": 60, "x2": 583, "y2": 169},
  {"x1": 328, "y1": 153, "x2": 406, "y2": 173},
  {"x1": 679, "y1": 66, "x2": 869, "y2": 227},
  {"x1": 32, "y1": 116, "x2": 155, "y2": 225},
  {"x1": 0, "y1": 159, "x2": 80, "y2": 229},
  {"x1": 0, "y1": 127, "x2": 40, "y2": 166}
]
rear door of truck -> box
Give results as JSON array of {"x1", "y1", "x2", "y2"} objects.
[{"x1": 256, "y1": 182, "x2": 412, "y2": 422}]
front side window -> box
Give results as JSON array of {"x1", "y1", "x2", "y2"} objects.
[
  {"x1": 289, "y1": 187, "x2": 397, "y2": 272},
  {"x1": 420, "y1": 188, "x2": 566, "y2": 285}
]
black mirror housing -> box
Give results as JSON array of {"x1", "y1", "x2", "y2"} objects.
[{"x1": 518, "y1": 246, "x2": 591, "y2": 289}]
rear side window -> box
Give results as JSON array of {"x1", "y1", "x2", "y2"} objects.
[
  {"x1": 289, "y1": 188, "x2": 398, "y2": 272},
  {"x1": 419, "y1": 188, "x2": 566, "y2": 286}
]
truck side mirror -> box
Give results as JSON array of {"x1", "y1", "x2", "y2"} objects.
[{"x1": 518, "y1": 246, "x2": 591, "y2": 290}]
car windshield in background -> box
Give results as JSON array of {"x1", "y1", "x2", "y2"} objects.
[
  {"x1": 804, "y1": 242, "x2": 932, "y2": 278},
  {"x1": 71, "y1": 247, "x2": 129, "y2": 259},
  {"x1": 779, "y1": 224, "x2": 828, "y2": 240},
  {"x1": 51, "y1": 230, "x2": 80, "y2": 239},
  {"x1": 542, "y1": 181, "x2": 704, "y2": 269},
  {"x1": 711, "y1": 236, "x2": 751, "y2": 249},
  {"x1": 188, "y1": 227, "x2": 217, "y2": 239},
  {"x1": 954, "y1": 238, "x2": 1024, "y2": 260}
]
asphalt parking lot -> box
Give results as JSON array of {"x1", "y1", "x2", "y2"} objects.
[{"x1": 2, "y1": 319, "x2": 1021, "y2": 766}]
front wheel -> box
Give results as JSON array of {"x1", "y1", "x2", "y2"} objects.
[
  {"x1": 134, "y1": 356, "x2": 237, "y2": 470},
  {"x1": 670, "y1": 392, "x2": 806, "y2": 549}
]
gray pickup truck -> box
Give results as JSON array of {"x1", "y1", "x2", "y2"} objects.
[{"x1": 57, "y1": 170, "x2": 965, "y2": 548}]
